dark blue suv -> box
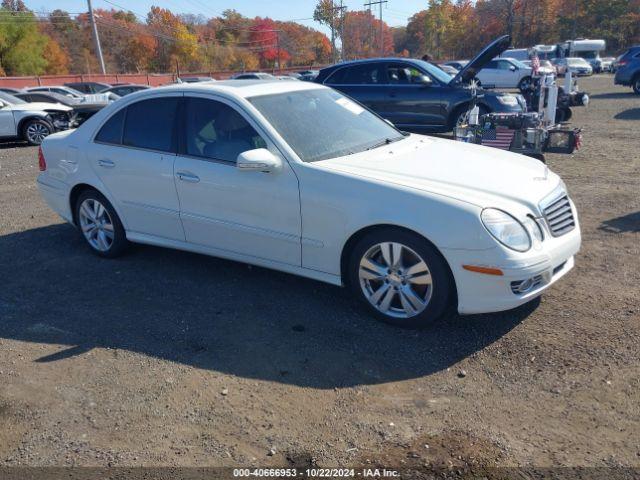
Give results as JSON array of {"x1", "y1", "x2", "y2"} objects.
[
  {"x1": 314, "y1": 36, "x2": 524, "y2": 133},
  {"x1": 614, "y1": 46, "x2": 640, "y2": 94}
]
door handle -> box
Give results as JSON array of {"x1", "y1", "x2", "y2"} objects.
[
  {"x1": 389, "y1": 92, "x2": 397, "y2": 98},
  {"x1": 97, "y1": 159, "x2": 115, "y2": 168},
  {"x1": 176, "y1": 171, "x2": 200, "y2": 183}
]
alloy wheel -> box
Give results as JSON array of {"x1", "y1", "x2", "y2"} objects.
[
  {"x1": 26, "y1": 122, "x2": 50, "y2": 144},
  {"x1": 358, "y1": 242, "x2": 433, "y2": 319},
  {"x1": 78, "y1": 198, "x2": 115, "y2": 252}
]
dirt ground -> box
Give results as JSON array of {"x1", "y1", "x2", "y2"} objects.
[{"x1": 0, "y1": 75, "x2": 639, "y2": 474}]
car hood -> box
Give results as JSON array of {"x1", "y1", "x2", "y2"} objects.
[
  {"x1": 450, "y1": 35, "x2": 512, "y2": 84},
  {"x1": 318, "y1": 134, "x2": 560, "y2": 213},
  {"x1": 10, "y1": 103, "x2": 73, "y2": 113}
]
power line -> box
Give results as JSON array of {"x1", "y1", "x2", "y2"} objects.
[{"x1": 364, "y1": 0, "x2": 388, "y2": 56}]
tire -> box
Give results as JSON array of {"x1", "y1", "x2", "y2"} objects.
[
  {"x1": 633, "y1": 76, "x2": 640, "y2": 95},
  {"x1": 555, "y1": 107, "x2": 572, "y2": 123},
  {"x1": 75, "y1": 190, "x2": 128, "y2": 258},
  {"x1": 452, "y1": 104, "x2": 488, "y2": 130},
  {"x1": 518, "y1": 76, "x2": 532, "y2": 92},
  {"x1": 22, "y1": 118, "x2": 52, "y2": 146},
  {"x1": 347, "y1": 228, "x2": 454, "y2": 329}
]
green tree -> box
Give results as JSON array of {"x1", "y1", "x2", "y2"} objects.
[{"x1": 0, "y1": 8, "x2": 49, "y2": 75}]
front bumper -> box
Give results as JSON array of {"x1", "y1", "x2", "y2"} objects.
[{"x1": 445, "y1": 205, "x2": 581, "y2": 315}]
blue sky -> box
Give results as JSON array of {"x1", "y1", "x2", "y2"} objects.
[{"x1": 24, "y1": 0, "x2": 424, "y2": 33}]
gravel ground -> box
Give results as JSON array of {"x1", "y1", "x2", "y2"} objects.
[{"x1": 0, "y1": 75, "x2": 639, "y2": 473}]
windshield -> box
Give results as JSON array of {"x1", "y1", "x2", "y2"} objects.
[
  {"x1": 578, "y1": 51, "x2": 598, "y2": 59},
  {"x1": 249, "y1": 88, "x2": 405, "y2": 163},
  {"x1": 0, "y1": 91, "x2": 26, "y2": 104},
  {"x1": 412, "y1": 59, "x2": 454, "y2": 83}
]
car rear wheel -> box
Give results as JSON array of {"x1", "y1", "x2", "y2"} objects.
[
  {"x1": 23, "y1": 119, "x2": 52, "y2": 146},
  {"x1": 347, "y1": 228, "x2": 454, "y2": 329},
  {"x1": 75, "y1": 190, "x2": 128, "y2": 258}
]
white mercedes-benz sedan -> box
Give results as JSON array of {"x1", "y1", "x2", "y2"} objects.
[{"x1": 37, "y1": 80, "x2": 581, "y2": 328}]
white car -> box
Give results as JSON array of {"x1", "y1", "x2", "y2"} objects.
[
  {"x1": 552, "y1": 57, "x2": 593, "y2": 76},
  {"x1": 25, "y1": 85, "x2": 115, "y2": 104},
  {"x1": 0, "y1": 91, "x2": 73, "y2": 145},
  {"x1": 37, "y1": 81, "x2": 581, "y2": 328},
  {"x1": 476, "y1": 57, "x2": 533, "y2": 90}
]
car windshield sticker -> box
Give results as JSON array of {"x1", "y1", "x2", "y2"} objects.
[{"x1": 335, "y1": 97, "x2": 364, "y2": 115}]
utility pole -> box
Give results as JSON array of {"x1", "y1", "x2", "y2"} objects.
[
  {"x1": 276, "y1": 30, "x2": 281, "y2": 72},
  {"x1": 87, "y1": 0, "x2": 106, "y2": 74},
  {"x1": 328, "y1": 1, "x2": 346, "y2": 62},
  {"x1": 364, "y1": 0, "x2": 387, "y2": 56}
]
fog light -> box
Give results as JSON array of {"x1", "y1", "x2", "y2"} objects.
[{"x1": 510, "y1": 274, "x2": 543, "y2": 294}]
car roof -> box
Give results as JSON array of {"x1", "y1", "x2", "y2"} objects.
[{"x1": 152, "y1": 79, "x2": 325, "y2": 99}]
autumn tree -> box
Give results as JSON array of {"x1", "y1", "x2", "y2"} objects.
[{"x1": 342, "y1": 10, "x2": 394, "y2": 59}]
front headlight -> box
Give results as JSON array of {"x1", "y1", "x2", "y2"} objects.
[
  {"x1": 481, "y1": 208, "x2": 531, "y2": 252},
  {"x1": 497, "y1": 95, "x2": 519, "y2": 106},
  {"x1": 522, "y1": 216, "x2": 544, "y2": 242}
]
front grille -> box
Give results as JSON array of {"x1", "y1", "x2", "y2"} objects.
[{"x1": 542, "y1": 194, "x2": 575, "y2": 237}]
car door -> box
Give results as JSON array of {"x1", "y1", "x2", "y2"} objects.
[
  {"x1": 496, "y1": 59, "x2": 520, "y2": 87},
  {"x1": 477, "y1": 60, "x2": 499, "y2": 87},
  {"x1": 88, "y1": 94, "x2": 185, "y2": 241},
  {"x1": 384, "y1": 61, "x2": 445, "y2": 128},
  {"x1": 173, "y1": 95, "x2": 301, "y2": 266},
  {"x1": 0, "y1": 101, "x2": 16, "y2": 137},
  {"x1": 324, "y1": 63, "x2": 388, "y2": 116}
]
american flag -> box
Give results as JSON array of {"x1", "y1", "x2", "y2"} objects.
[
  {"x1": 531, "y1": 53, "x2": 541, "y2": 75},
  {"x1": 481, "y1": 127, "x2": 515, "y2": 150}
]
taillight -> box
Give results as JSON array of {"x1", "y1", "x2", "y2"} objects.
[
  {"x1": 38, "y1": 146, "x2": 47, "y2": 171},
  {"x1": 618, "y1": 60, "x2": 628, "y2": 67}
]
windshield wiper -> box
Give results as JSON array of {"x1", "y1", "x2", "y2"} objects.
[{"x1": 365, "y1": 136, "x2": 404, "y2": 151}]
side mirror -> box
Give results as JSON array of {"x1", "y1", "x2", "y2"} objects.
[
  {"x1": 509, "y1": 65, "x2": 517, "y2": 71},
  {"x1": 237, "y1": 148, "x2": 282, "y2": 173}
]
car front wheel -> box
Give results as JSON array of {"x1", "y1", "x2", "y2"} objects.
[
  {"x1": 23, "y1": 119, "x2": 52, "y2": 146},
  {"x1": 347, "y1": 228, "x2": 454, "y2": 328},
  {"x1": 75, "y1": 190, "x2": 128, "y2": 258},
  {"x1": 518, "y1": 76, "x2": 532, "y2": 92},
  {"x1": 633, "y1": 77, "x2": 640, "y2": 95}
]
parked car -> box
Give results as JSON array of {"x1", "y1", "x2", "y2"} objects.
[
  {"x1": 552, "y1": 58, "x2": 593, "y2": 76},
  {"x1": 600, "y1": 56, "x2": 616, "y2": 72},
  {"x1": 297, "y1": 70, "x2": 319, "y2": 81},
  {"x1": 14, "y1": 91, "x2": 106, "y2": 126},
  {"x1": 231, "y1": 72, "x2": 276, "y2": 80},
  {"x1": 0, "y1": 87, "x2": 21, "y2": 94},
  {"x1": 614, "y1": 46, "x2": 640, "y2": 94},
  {"x1": 25, "y1": 85, "x2": 86, "y2": 100},
  {"x1": 475, "y1": 57, "x2": 533, "y2": 90},
  {"x1": 314, "y1": 36, "x2": 524, "y2": 133},
  {"x1": 65, "y1": 82, "x2": 111, "y2": 94},
  {"x1": 443, "y1": 60, "x2": 468, "y2": 71},
  {"x1": 0, "y1": 91, "x2": 72, "y2": 145},
  {"x1": 521, "y1": 59, "x2": 555, "y2": 76},
  {"x1": 37, "y1": 80, "x2": 580, "y2": 328},
  {"x1": 100, "y1": 84, "x2": 150, "y2": 97}
]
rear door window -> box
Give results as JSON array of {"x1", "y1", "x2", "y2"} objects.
[
  {"x1": 95, "y1": 108, "x2": 126, "y2": 145},
  {"x1": 326, "y1": 64, "x2": 384, "y2": 85},
  {"x1": 122, "y1": 97, "x2": 180, "y2": 153}
]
